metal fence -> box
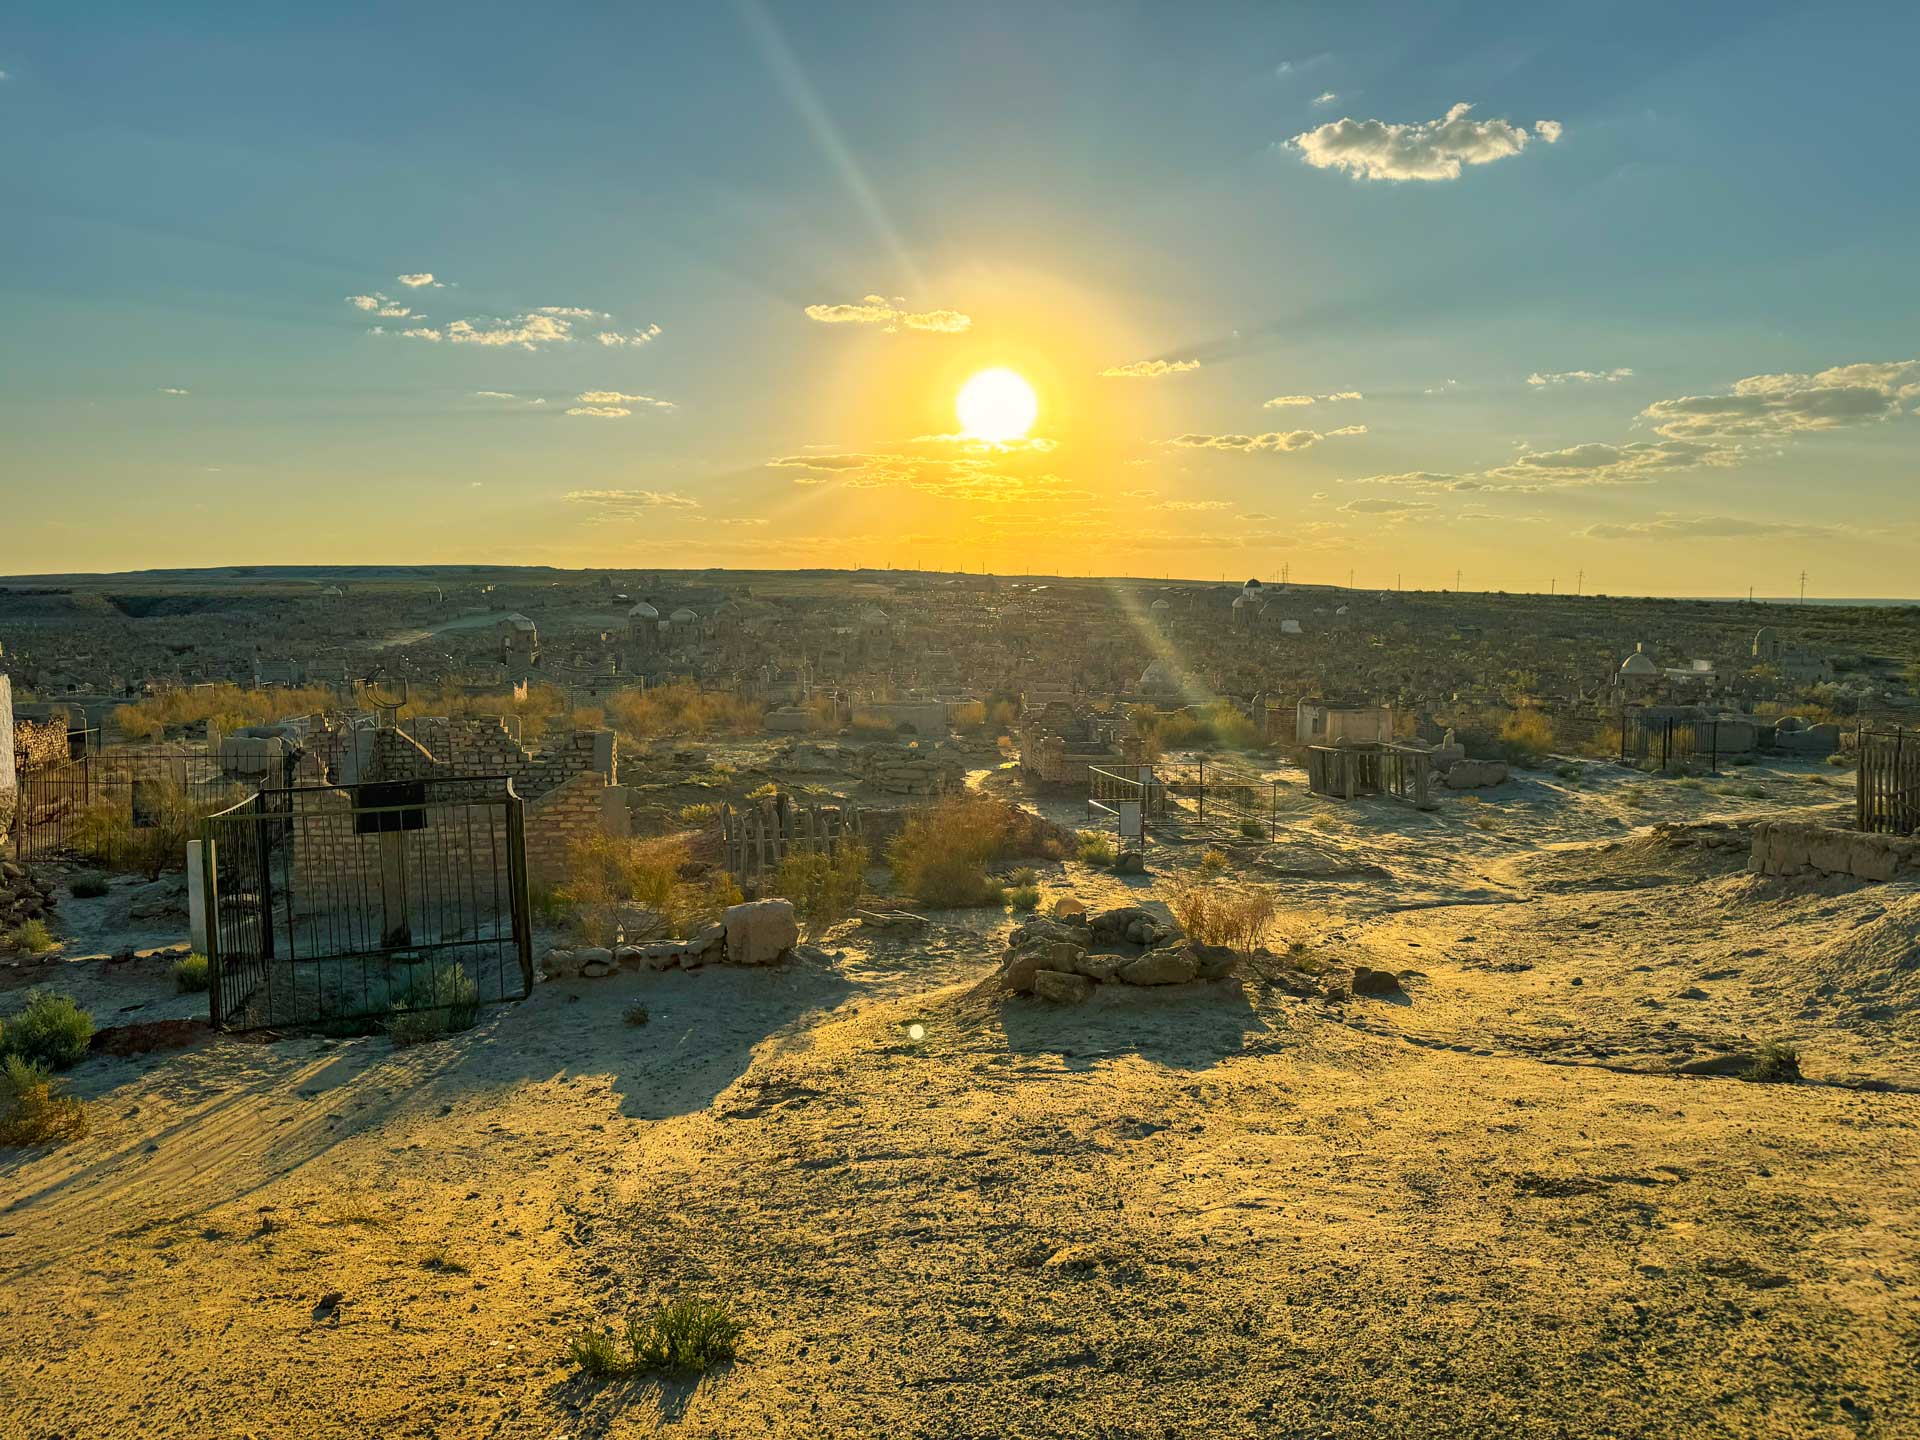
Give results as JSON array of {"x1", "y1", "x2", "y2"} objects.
[
  {"x1": 1619, "y1": 713, "x2": 1723, "y2": 774},
  {"x1": 1089, "y1": 760, "x2": 1288, "y2": 843},
  {"x1": 1857, "y1": 728, "x2": 1920, "y2": 836},
  {"x1": 721, "y1": 795, "x2": 866, "y2": 883},
  {"x1": 10, "y1": 745, "x2": 239, "y2": 867},
  {"x1": 199, "y1": 776, "x2": 532, "y2": 1031}
]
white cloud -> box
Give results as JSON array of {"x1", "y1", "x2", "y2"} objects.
[
  {"x1": 1642, "y1": 360, "x2": 1920, "y2": 442},
  {"x1": 564, "y1": 489, "x2": 700, "y2": 510},
  {"x1": 1326, "y1": 391, "x2": 1363, "y2": 402},
  {"x1": 804, "y1": 295, "x2": 972, "y2": 334},
  {"x1": 472, "y1": 391, "x2": 546, "y2": 406},
  {"x1": 1528, "y1": 367, "x2": 1633, "y2": 386},
  {"x1": 157, "y1": 387, "x2": 190, "y2": 397},
  {"x1": 1154, "y1": 499, "x2": 1234, "y2": 511},
  {"x1": 1535, "y1": 120, "x2": 1563, "y2": 144},
  {"x1": 596, "y1": 323, "x2": 664, "y2": 347},
  {"x1": 397, "y1": 273, "x2": 441, "y2": 288},
  {"x1": 346, "y1": 293, "x2": 415, "y2": 318},
  {"x1": 720, "y1": 517, "x2": 769, "y2": 527},
  {"x1": 1100, "y1": 358, "x2": 1201, "y2": 378},
  {"x1": 567, "y1": 406, "x2": 630, "y2": 417},
  {"x1": 576, "y1": 390, "x2": 675, "y2": 411},
  {"x1": 400, "y1": 326, "x2": 442, "y2": 341},
  {"x1": 446, "y1": 314, "x2": 574, "y2": 349},
  {"x1": 1314, "y1": 91, "x2": 1337, "y2": 106},
  {"x1": 1291, "y1": 102, "x2": 1561, "y2": 181},
  {"x1": 1327, "y1": 424, "x2": 1368, "y2": 437},
  {"x1": 535, "y1": 306, "x2": 606, "y2": 319}
]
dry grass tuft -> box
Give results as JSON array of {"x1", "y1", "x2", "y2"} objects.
[
  {"x1": 1170, "y1": 883, "x2": 1280, "y2": 957},
  {"x1": 0, "y1": 1056, "x2": 88, "y2": 1148}
]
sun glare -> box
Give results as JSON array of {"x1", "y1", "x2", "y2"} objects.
[{"x1": 956, "y1": 367, "x2": 1038, "y2": 443}]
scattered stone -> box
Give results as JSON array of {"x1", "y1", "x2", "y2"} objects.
[
  {"x1": 855, "y1": 909, "x2": 928, "y2": 932},
  {"x1": 1051, "y1": 896, "x2": 1087, "y2": 919},
  {"x1": 1113, "y1": 849, "x2": 1147, "y2": 874},
  {"x1": 1117, "y1": 949, "x2": 1198, "y2": 986},
  {"x1": 1033, "y1": 969, "x2": 1095, "y2": 1004},
  {"x1": 1350, "y1": 966, "x2": 1404, "y2": 997}
]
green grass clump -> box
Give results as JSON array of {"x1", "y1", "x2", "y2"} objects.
[
  {"x1": 0, "y1": 990, "x2": 94, "y2": 1070},
  {"x1": 1009, "y1": 866, "x2": 1038, "y2": 886},
  {"x1": 569, "y1": 1299, "x2": 745, "y2": 1379},
  {"x1": 387, "y1": 967, "x2": 481, "y2": 1046},
  {"x1": 3, "y1": 920, "x2": 56, "y2": 956},
  {"x1": 172, "y1": 952, "x2": 210, "y2": 993},
  {"x1": 623, "y1": 1003, "x2": 651, "y2": 1027},
  {"x1": 1076, "y1": 831, "x2": 1116, "y2": 867},
  {"x1": 1006, "y1": 885, "x2": 1040, "y2": 912},
  {"x1": 1238, "y1": 817, "x2": 1266, "y2": 840},
  {"x1": 0, "y1": 1055, "x2": 88, "y2": 1147},
  {"x1": 1745, "y1": 1041, "x2": 1801, "y2": 1084},
  {"x1": 69, "y1": 874, "x2": 111, "y2": 899}
]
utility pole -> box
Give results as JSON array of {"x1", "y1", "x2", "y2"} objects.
[
  {"x1": 1576, "y1": 568, "x2": 1583, "y2": 596},
  {"x1": 1799, "y1": 570, "x2": 1808, "y2": 605},
  {"x1": 1551, "y1": 577, "x2": 1556, "y2": 596},
  {"x1": 1455, "y1": 568, "x2": 1463, "y2": 592},
  {"x1": 1347, "y1": 567, "x2": 1354, "y2": 591}
]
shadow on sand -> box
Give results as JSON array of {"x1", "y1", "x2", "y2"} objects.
[{"x1": 996, "y1": 975, "x2": 1265, "y2": 1072}]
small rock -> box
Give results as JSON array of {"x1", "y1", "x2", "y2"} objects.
[
  {"x1": 724, "y1": 898, "x2": 799, "y2": 965},
  {"x1": 1118, "y1": 950, "x2": 1198, "y2": 986},
  {"x1": 1350, "y1": 966, "x2": 1404, "y2": 997},
  {"x1": 1033, "y1": 969, "x2": 1096, "y2": 1004}
]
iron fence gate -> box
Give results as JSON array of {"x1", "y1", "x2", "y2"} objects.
[
  {"x1": 11, "y1": 747, "x2": 240, "y2": 868},
  {"x1": 199, "y1": 776, "x2": 532, "y2": 1031},
  {"x1": 1857, "y1": 728, "x2": 1920, "y2": 836},
  {"x1": 1619, "y1": 713, "x2": 1722, "y2": 774}
]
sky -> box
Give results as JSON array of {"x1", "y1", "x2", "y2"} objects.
[{"x1": 3, "y1": 1, "x2": 1918, "y2": 596}]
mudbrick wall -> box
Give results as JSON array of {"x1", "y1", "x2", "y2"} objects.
[{"x1": 1748, "y1": 820, "x2": 1920, "y2": 882}]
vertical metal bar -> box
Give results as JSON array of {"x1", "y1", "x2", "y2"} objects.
[
  {"x1": 506, "y1": 791, "x2": 532, "y2": 996},
  {"x1": 203, "y1": 835, "x2": 223, "y2": 1027}
]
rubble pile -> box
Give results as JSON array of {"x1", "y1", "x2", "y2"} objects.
[
  {"x1": 0, "y1": 859, "x2": 57, "y2": 936},
  {"x1": 542, "y1": 897, "x2": 799, "y2": 978},
  {"x1": 996, "y1": 904, "x2": 1236, "y2": 1002}
]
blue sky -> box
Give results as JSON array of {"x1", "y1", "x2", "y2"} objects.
[{"x1": 3, "y1": 1, "x2": 1917, "y2": 594}]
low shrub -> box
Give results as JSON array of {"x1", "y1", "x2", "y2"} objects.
[
  {"x1": 172, "y1": 952, "x2": 210, "y2": 993},
  {"x1": 623, "y1": 1004, "x2": 650, "y2": 1027},
  {"x1": 69, "y1": 874, "x2": 111, "y2": 899},
  {"x1": 569, "y1": 1299, "x2": 745, "y2": 1379},
  {"x1": 678, "y1": 802, "x2": 718, "y2": 825},
  {"x1": 3, "y1": 920, "x2": 56, "y2": 956},
  {"x1": 1198, "y1": 848, "x2": 1229, "y2": 876},
  {"x1": 1170, "y1": 884, "x2": 1279, "y2": 957},
  {"x1": 1746, "y1": 1041, "x2": 1801, "y2": 1084},
  {"x1": 0, "y1": 990, "x2": 94, "y2": 1070},
  {"x1": 0, "y1": 1056, "x2": 89, "y2": 1147},
  {"x1": 387, "y1": 967, "x2": 481, "y2": 1046},
  {"x1": 1238, "y1": 817, "x2": 1266, "y2": 840},
  {"x1": 1006, "y1": 885, "x2": 1041, "y2": 912},
  {"x1": 891, "y1": 796, "x2": 1058, "y2": 908},
  {"x1": 1496, "y1": 709, "x2": 1555, "y2": 767},
  {"x1": 1076, "y1": 831, "x2": 1116, "y2": 867},
  {"x1": 1009, "y1": 866, "x2": 1038, "y2": 886},
  {"x1": 556, "y1": 833, "x2": 690, "y2": 944},
  {"x1": 775, "y1": 840, "x2": 868, "y2": 938}
]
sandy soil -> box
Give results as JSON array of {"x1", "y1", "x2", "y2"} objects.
[{"x1": 2, "y1": 756, "x2": 1916, "y2": 1438}]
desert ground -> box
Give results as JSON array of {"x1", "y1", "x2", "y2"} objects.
[{"x1": 3, "y1": 756, "x2": 1917, "y2": 1439}]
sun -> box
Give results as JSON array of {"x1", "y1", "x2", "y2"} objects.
[{"x1": 956, "y1": 367, "x2": 1038, "y2": 443}]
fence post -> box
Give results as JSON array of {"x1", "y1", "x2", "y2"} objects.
[{"x1": 202, "y1": 836, "x2": 223, "y2": 1027}]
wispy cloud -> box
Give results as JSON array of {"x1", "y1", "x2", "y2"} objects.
[
  {"x1": 446, "y1": 315, "x2": 575, "y2": 349},
  {"x1": 564, "y1": 489, "x2": 700, "y2": 511},
  {"x1": 1341, "y1": 497, "x2": 1434, "y2": 515},
  {"x1": 534, "y1": 306, "x2": 606, "y2": 319},
  {"x1": 157, "y1": 387, "x2": 190, "y2": 397},
  {"x1": 576, "y1": 390, "x2": 675, "y2": 411},
  {"x1": 1265, "y1": 390, "x2": 1363, "y2": 407},
  {"x1": 1291, "y1": 102, "x2": 1562, "y2": 182},
  {"x1": 596, "y1": 323, "x2": 663, "y2": 347},
  {"x1": 1100, "y1": 358, "x2": 1201, "y2": 378},
  {"x1": 1528, "y1": 368, "x2": 1633, "y2": 386},
  {"x1": 1154, "y1": 499, "x2": 1234, "y2": 511},
  {"x1": 473, "y1": 390, "x2": 546, "y2": 406},
  {"x1": 1313, "y1": 91, "x2": 1337, "y2": 106},
  {"x1": 804, "y1": 294, "x2": 971, "y2": 334},
  {"x1": 1168, "y1": 427, "x2": 1364, "y2": 452},
  {"x1": 1581, "y1": 513, "x2": 1841, "y2": 541},
  {"x1": 397, "y1": 273, "x2": 442, "y2": 288},
  {"x1": 346, "y1": 293, "x2": 415, "y2": 318}
]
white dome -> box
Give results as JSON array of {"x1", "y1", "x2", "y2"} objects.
[
  {"x1": 1621, "y1": 652, "x2": 1658, "y2": 676},
  {"x1": 1232, "y1": 593, "x2": 1255, "y2": 609},
  {"x1": 1150, "y1": 599, "x2": 1171, "y2": 612},
  {"x1": 670, "y1": 608, "x2": 697, "y2": 623},
  {"x1": 627, "y1": 600, "x2": 659, "y2": 620}
]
